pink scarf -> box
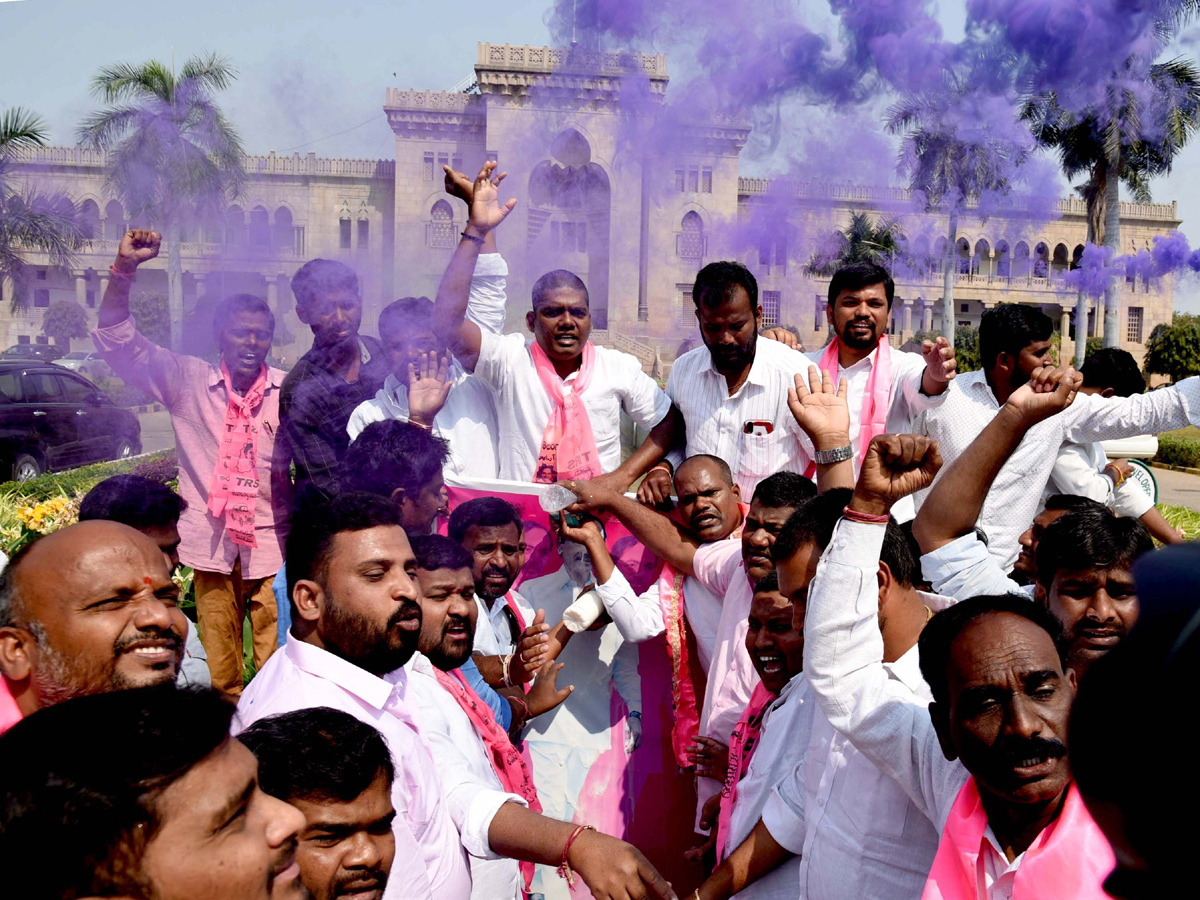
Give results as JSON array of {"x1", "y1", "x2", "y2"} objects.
[
  {"x1": 805, "y1": 336, "x2": 892, "y2": 479},
  {"x1": 0, "y1": 677, "x2": 22, "y2": 736},
  {"x1": 922, "y1": 779, "x2": 1115, "y2": 900},
  {"x1": 434, "y1": 666, "x2": 543, "y2": 894},
  {"x1": 715, "y1": 681, "x2": 777, "y2": 863},
  {"x1": 530, "y1": 341, "x2": 601, "y2": 483},
  {"x1": 207, "y1": 362, "x2": 269, "y2": 548},
  {"x1": 503, "y1": 591, "x2": 528, "y2": 634},
  {"x1": 658, "y1": 505, "x2": 749, "y2": 768}
]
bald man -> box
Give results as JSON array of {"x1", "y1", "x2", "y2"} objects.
[{"x1": 0, "y1": 520, "x2": 186, "y2": 731}]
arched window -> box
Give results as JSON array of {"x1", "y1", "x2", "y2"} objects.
[
  {"x1": 956, "y1": 237, "x2": 971, "y2": 275},
  {"x1": 1034, "y1": 242, "x2": 1050, "y2": 278},
  {"x1": 225, "y1": 205, "x2": 245, "y2": 246},
  {"x1": 932, "y1": 237, "x2": 948, "y2": 274},
  {"x1": 678, "y1": 211, "x2": 704, "y2": 260},
  {"x1": 428, "y1": 199, "x2": 455, "y2": 248},
  {"x1": 250, "y1": 206, "x2": 270, "y2": 250},
  {"x1": 1072, "y1": 244, "x2": 1085, "y2": 270},
  {"x1": 1013, "y1": 241, "x2": 1031, "y2": 278},
  {"x1": 1052, "y1": 243, "x2": 1069, "y2": 275},
  {"x1": 79, "y1": 200, "x2": 100, "y2": 241},
  {"x1": 974, "y1": 239, "x2": 991, "y2": 277},
  {"x1": 995, "y1": 240, "x2": 1011, "y2": 277},
  {"x1": 274, "y1": 207, "x2": 294, "y2": 253},
  {"x1": 104, "y1": 200, "x2": 125, "y2": 241}
]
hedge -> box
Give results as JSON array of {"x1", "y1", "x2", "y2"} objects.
[{"x1": 1153, "y1": 435, "x2": 1200, "y2": 470}]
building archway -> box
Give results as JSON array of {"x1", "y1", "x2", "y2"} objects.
[{"x1": 104, "y1": 200, "x2": 125, "y2": 241}]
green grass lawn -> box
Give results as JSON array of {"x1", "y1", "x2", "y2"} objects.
[
  {"x1": 1161, "y1": 426, "x2": 1200, "y2": 441},
  {"x1": 1162, "y1": 504, "x2": 1200, "y2": 540}
]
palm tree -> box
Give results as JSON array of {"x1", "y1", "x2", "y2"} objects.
[
  {"x1": 887, "y1": 67, "x2": 1028, "y2": 341},
  {"x1": 804, "y1": 211, "x2": 903, "y2": 275},
  {"x1": 78, "y1": 53, "x2": 246, "y2": 350},
  {"x1": 0, "y1": 107, "x2": 84, "y2": 308}
]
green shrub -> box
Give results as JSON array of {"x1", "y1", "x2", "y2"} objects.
[
  {"x1": 1153, "y1": 435, "x2": 1200, "y2": 470},
  {"x1": 0, "y1": 450, "x2": 177, "y2": 501}
]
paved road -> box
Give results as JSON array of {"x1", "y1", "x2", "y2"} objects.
[{"x1": 138, "y1": 409, "x2": 175, "y2": 454}]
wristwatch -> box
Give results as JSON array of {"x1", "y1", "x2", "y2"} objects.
[{"x1": 813, "y1": 445, "x2": 854, "y2": 465}]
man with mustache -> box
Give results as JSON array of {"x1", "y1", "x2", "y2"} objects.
[
  {"x1": 433, "y1": 162, "x2": 678, "y2": 489},
  {"x1": 913, "y1": 303, "x2": 1200, "y2": 570},
  {"x1": 0, "y1": 686, "x2": 308, "y2": 900},
  {"x1": 281, "y1": 257, "x2": 389, "y2": 500},
  {"x1": 914, "y1": 366, "x2": 1153, "y2": 679},
  {"x1": 406, "y1": 535, "x2": 674, "y2": 900},
  {"x1": 95, "y1": 229, "x2": 291, "y2": 695},
  {"x1": 802, "y1": 434, "x2": 1116, "y2": 900},
  {"x1": 241, "y1": 707, "x2": 399, "y2": 900},
  {"x1": 0, "y1": 520, "x2": 186, "y2": 733},
  {"x1": 236, "y1": 492, "x2": 472, "y2": 900}
]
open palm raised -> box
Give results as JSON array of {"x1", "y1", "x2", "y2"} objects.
[
  {"x1": 468, "y1": 160, "x2": 517, "y2": 233},
  {"x1": 788, "y1": 366, "x2": 851, "y2": 446}
]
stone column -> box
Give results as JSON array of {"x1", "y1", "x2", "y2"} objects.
[
  {"x1": 194, "y1": 273, "x2": 207, "y2": 301},
  {"x1": 1060, "y1": 309, "x2": 1071, "y2": 360},
  {"x1": 266, "y1": 275, "x2": 279, "y2": 314},
  {"x1": 902, "y1": 299, "x2": 913, "y2": 337},
  {"x1": 74, "y1": 271, "x2": 88, "y2": 306},
  {"x1": 97, "y1": 272, "x2": 109, "y2": 301},
  {"x1": 922, "y1": 303, "x2": 933, "y2": 333}
]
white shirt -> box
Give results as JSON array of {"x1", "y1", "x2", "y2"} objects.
[
  {"x1": 1047, "y1": 441, "x2": 1155, "y2": 519},
  {"x1": 767, "y1": 619, "x2": 945, "y2": 900},
  {"x1": 915, "y1": 370, "x2": 1200, "y2": 569},
  {"x1": 919, "y1": 533, "x2": 1030, "y2": 603},
  {"x1": 592, "y1": 549, "x2": 733, "y2": 673},
  {"x1": 471, "y1": 316, "x2": 672, "y2": 481},
  {"x1": 233, "y1": 637, "x2": 471, "y2": 900},
  {"x1": 520, "y1": 570, "x2": 642, "y2": 752},
  {"x1": 725, "y1": 674, "x2": 815, "y2": 900},
  {"x1": 407, "y1": 654, "x2": 527, "y2": 900},
  {"x1": 472, "y1": 590, "x2": 535, "y2": 657},
  {"x1": 982, "y1": 827, "x2": 1025, "y2": 900},
  {"x1": 666, "y1": 338, "x2": 816, "y2": 498},
  {"x1": 347, "y1": 254, "x2": 507, "y2": 478}
]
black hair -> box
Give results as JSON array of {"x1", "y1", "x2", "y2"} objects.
[
  {"x1": 239, "y1": 707, "x2": 394, "y2": 805},
  {"x1": 898, "y1": 520, "x2": 933, "y2": 589},
  {"x1": 212, "y1": 293, "x2": 274, "y2": 344},
  {"x1": 1042, "y1": 493, "x2": 1107, "y2": 515},
  {"x1": 827, "y1": 260, "x2": 895, "y2": 307},
  {"x1": 78, "y1": 475, "x2": 188, "y2": 532},
  {"x1": 291, "y1": 258, "x2": 360, "y2": 308},
  {"x1": 918, "y1": 594, "x2": 1069, "y2": 706},
  {"x1": 676, "y1": 453, "x2": 735, "y2": 489},
  {"x1": 751, "y1": 471, "x2": 817, "y2": 510},
  {"x1": 0, "y1": 685, "x2": 234, "y2": 900},
  {"x1": 378, "y1": 296, "x2": 434, "y2": 340},
  {"x1": 531, "y1": 270, "x2": 588, "y2": 309},
  {"x1": 410, "y1": 534, "x2": 474, "y2": 573},
  {"x1": 978, "y1": 303, "x2": 1053, "y2": 372},
  {"x1": 286, "y1": 491, "x2": 403, "y2": 601},
  {"x1": 448, "y1": 497, "x2": 523, "y2": 545},
  {"x1": 753, "y1": 570, "x2": 780, "y2": 595},
  {"x1": 692, "y1": 260, "x2": 758, "y2": 311},
  {"x1": 1035, "y1": 507, "x2": 1154, "y2": 588},
  {"x1": 772, "y1": 488, "x2": 917, "y2": 587},
  {"x1": 1081, "y1": 347, "x2": 1146, "y2": 398},
  {"x1": 339, "y1": 420, "x2": 449, "y2": 500}
]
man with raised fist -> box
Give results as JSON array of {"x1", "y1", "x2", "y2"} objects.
[{"x1": 93, "y1": 230, "x2": 291, "y2": 696}]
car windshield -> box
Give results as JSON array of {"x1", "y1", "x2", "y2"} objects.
[
  {"x1": 1, "y1": 346, "x2": 31, "y2": 357},
  {"x1": 63, "y1": 351, "x2": 90, "y2": 359}
]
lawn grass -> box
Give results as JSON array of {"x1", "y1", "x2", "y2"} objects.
[
  {"x1": 1161, "y1": 426, "x2": 1200, "y2": 441},
  {"x1": 1162, "y1": 504, "x2": 1200, "y2": 540}
]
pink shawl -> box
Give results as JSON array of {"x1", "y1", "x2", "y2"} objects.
[
  {"x1": 207, "y1": 362, "x2": 269, "y2": 548},
  {"x1": 921, "y1": 779, "x2": 1115, "y2": 900},
  {"x1": 805, "y1": 335, "x2": 892, "y2": 478},
  {"x1": 530, "y1": 341, "x2": 601, "y2": 483},
  {"x1": 715, "y1": 681, "x2": 777, "y2": 863},
  {"x1": 0, "y1": 678, "x2": 21, "y2": 736}
]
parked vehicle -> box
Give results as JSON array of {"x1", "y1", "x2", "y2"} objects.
[
  {"x1": 1100, "y1": 435, "x2": 1159, "y2": 460},
  {"x1": 54, "y1": 350, "x2": 113, "y2": 381},
  {"x1": 0, "y1": 361, "x2": 141, "y2": 482},
  {"x1": 1, "y1": 344, "x2": 65, "y2": 363}
]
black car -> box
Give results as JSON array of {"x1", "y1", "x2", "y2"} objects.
[
  {"x1": 0, "y1": 361, "x2": 142, "y2": 482},
  {"x1": 1, "y1": 344, "x2": 66, "y2": 363}
]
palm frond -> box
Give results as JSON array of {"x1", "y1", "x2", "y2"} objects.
[
  {"x1": 90, "y1": 60, "x2": 175, "y2": 104},
  {"x1": 0, "y1": 107, "x2": 50, "y2": 154}
]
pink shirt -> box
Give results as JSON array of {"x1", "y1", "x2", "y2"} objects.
[
  {"x1": 0, "y1": 677, "x2": 21, "y2": 735},
  {"x1": 691, "y1": 540, "x2": 761, "y2": 824},
  {"x1": 233, "y1": 637, "x2": 471, "y2": 900},
  {"x1": 94, "y1": 319, "x2": 291, "y2": 579}
]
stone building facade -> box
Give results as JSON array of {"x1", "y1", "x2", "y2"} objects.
[{"x1": 2, "y1": 42, "x2": 1179, "y2": 370}]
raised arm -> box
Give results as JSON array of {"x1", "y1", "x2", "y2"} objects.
[
  {"x1": 562, "y1": 479, "x2": 703, "y2": 577},
  {"x1": 1061, "y1": 374, "x2": 1200, "y2": 443},
  {"x1": 97, "y1": 229, "x2": 160, "y2": 327},
  {"x1": 787, "y1": 366, "x2": 855, "y2": 492},
  {"x1": 432, "y1": 161, "x2": 516, "y2": 371},
  {"x1": 911, "y1": 365, "x2": 1081, "y2": 554},
  {"x1": 803, "y1": 435, "x2": 963, "y2": 826}
]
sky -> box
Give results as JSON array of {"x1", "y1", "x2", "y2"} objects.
[{"x1": 4, "y1": 0, "x2": 1200, "y2": 311}]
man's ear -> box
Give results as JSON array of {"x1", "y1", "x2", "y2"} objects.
[
  {"x1": 825, "y1": 304, "x2": 834, "y2": 328},
  {"x1": 390, "y1": 486, "x2": 409, "y2": 512},
  {"x1": 876, "y1": 560, "x2": 896, "y2": 610},
  {"x1": 295, "y1": 302, "x2": 311, "y2": 326},
  {"x1": 929, "y1": 701, "x2": 959, "y2": 762},
  {"x1": 731, "y1": 483, "x2": 742, "y2": 502},
  {"x1": 1034, "y1": 582, "x2": 1049, "y2": 609},
  {"x1": 1101, "y1": 387, "x2": 1115, "y2": 398},
  {"x1": 995, "y1": 351, "x2": 1014, "y2": 375},
  {"x1": 0, "y1": 626, "x2": 35, "y2": 682},
  {"x1": 292, "y1": 580, "x2": 325, "y2": 623},
  {"x1": 526, "y1": 310, "x2": 537, "y2": 333}
]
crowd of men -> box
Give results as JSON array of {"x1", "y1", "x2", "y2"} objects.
[{"x1": 0, "y1": 160, "x2": 1197, "y2": 900}]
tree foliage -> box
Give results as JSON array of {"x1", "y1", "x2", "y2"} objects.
[
  {"x1": 805, "y1": 212, "x2": 902, "y2": 275},
  {"x1": 129, "y1": 292, "x2": 171, "y2": 348},
  {"x1": 1144, "y1": 312, "x2": 1200, "y2": 381},
  {"x1": 40, "y1": 300, "x2": 90, "y2": 350},
  {"x1": 912, "y1": 326, "x2": 981, "y2": 372}
]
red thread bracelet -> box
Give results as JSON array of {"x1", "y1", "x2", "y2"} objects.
[
  {"x1": 842, "y1": 505, "x2": 891, "y2": 525},
  {"x1": 109, "y1": 264, "x2": 135, "y2": 281},
  {"x1": 556, "y1": 824, "x2": 596, "y2": 886}
]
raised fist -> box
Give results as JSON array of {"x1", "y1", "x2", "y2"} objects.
[
  {"x1": 114, "y1": 229, "x2": 161, "y2": 273},
  {"x1": 1003, "y1": 365, "x2": 1081, "y2": 426},
  {"x1": 853, "y1": 434, "x2": 943, "y2": 515}
]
